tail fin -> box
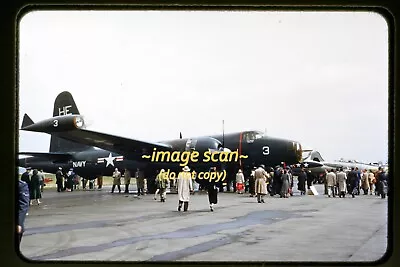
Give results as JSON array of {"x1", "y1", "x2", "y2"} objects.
[
  {"x1": 306, "y1": 151, "x2": 325, "y2": 162},
  {"x1": 49, "y1": 91, "x2": 92, "y2": 153},
  {"x1": 21, "y1": 113, "x2": 34, "y2": 128}
]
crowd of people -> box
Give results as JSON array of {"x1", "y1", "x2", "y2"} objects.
[
  {"x1": 145, "y1": 163, "x2": 390, "y2": 213},
  {"x1": 55, "y1": 167, "x2": 92, "y2": 192},
  {"x1": 19, "y1": 164, "x2": 389, "y2": 205},
  {"x1": 20, "y1": 167, "x2": 45, "y2": 206},
  {"x1": 323, "y1": 166, "x2": 389, "y2": 199},
  {"x1": 17, "y1": 163, "x2": 389, "y2": 248}
]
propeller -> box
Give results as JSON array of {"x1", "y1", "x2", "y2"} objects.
[{"x1": 79, "y1": 115, "x2": 93, "y2": 129}]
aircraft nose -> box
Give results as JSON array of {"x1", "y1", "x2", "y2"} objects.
[
  {"x1": 18, "y1": 157, "x2": 28, "y2": 168},
  {"x1": 302, "y1": 161, "x2": 323, "y2": 168},
  {"x1": 292, "y1": 161, "x2": 323, "y2": 169}
]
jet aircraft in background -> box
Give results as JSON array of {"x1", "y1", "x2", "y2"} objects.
[
  {"x1": 291, "y1": 150, "x2": 385, "y2": 183},
  {"x1": 18, "y1": 91, "x2": 303, "y2": 192}
]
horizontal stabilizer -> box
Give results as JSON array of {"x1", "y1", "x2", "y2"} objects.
[
  {"x1": 21, "y1": 114, "x2": 34, "y2": 128},
  {"x1": 18, "y1": 152, "x2": 73, "y2": 161}
]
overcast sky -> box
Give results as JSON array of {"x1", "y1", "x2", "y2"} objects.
[{"x1": 18, "y1": 10, "x2": 388, "y2": 163}]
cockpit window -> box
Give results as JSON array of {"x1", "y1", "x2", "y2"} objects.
[
  {"x1": 243, "y1": 131, "x2": 263, "y2": 143},
  {"x1": 185, "y1": 139, "x2": 197, "y2": 151}
]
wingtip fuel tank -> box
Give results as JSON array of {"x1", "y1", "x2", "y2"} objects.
[{"x1": 20, "y1": 114, "x2": 85, "y2": 133}]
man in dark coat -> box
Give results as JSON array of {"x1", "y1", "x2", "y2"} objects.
[
  {"x1": 17, "y1": 180, "x2": 30, "y2": 245},
  {"x1": 21, "y1": 168, "x2": 31, "y2": 186},
  {"x1": 355, "y1": 167, "x2": 362, "y2": 195},
  {"x1": 297, "y1": 168, "x2": 307, "y2": 195},
  {"x1": 21, "y1": 169, "x2": 31, "y2": 199},
  {"x1": 55, "y1": 167, "x2": 64, "y2": 192},
  {"x1": 377, "y1": 168, "x2": 388, "y2": 198},
  {"x1": 347, "y1": 168, "x2": 358, "y2": 198},
  {"x1": 205, "y1": 167, "x2": 221, "y2": 212},
  {"x1": 30, "y1": 169, "x2": 42, "y2": 205},
  {"x1": 272, "y1": 167, "x2": 282, "y2": 196}
]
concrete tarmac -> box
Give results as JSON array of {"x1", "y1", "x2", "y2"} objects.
[{"x1": 19, "y1": 183, "x2": 388, "y2": 262}]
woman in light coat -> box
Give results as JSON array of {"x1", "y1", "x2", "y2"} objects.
[
  {"x1": 177, "y1": 166, "x2": 193, "y2": 212},
  {"x1": 361, "y1": 169, "x2": 370, "y2": 195},
  {"x1": 255, "y1": 165, "x2": 269, "y2": 203},
  {"x1": 368, "y1": 170, "x2": 375, "y2": 195},
  {"x1": 336, "y1": 168, "x2": 347, "y2": 198}
]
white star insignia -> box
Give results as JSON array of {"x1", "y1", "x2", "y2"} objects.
[
  {"x1": 105, "y1": 152, "x2": 116, "y2": 167},
  {"x1": 296, "y1": 163, "x2": 301, "y2": 167},
  {"x1": 304, "y1": 163, "x2": 309, "y2": 168}
]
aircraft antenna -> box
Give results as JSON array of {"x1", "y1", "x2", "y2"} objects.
[
  {"x1": 179, "y1": 132, "x2": 182, "y2": 139},
  {"x1": 222, "y1": 120, "x2": 225, "y2": 148}
]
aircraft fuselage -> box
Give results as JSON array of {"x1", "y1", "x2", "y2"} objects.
[{"x1": 19, "y1": 131, "x2": 302, "y2": 181}]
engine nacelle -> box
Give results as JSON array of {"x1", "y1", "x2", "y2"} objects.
[
  {"x1": 185, "y1": 137, "x2": 223, "y2": 153},
  {"x1": 183, "y1": 137, "x2": 233, "y2": 172},
  {"x1": 21, "y1": 114, "x2": 85, "y2": 133}
]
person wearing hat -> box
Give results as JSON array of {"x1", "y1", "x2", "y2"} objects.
[
  {"x1": 255, "y1": 164, "x2": 269, "y2": 203},
  {"x1": 177, "y1": 165, "x2": 193, "y2": 211},
  {"x1": 55, "y1": 167, "x2": 64, "y2": 192},
  {"x1": 235, "y1": 169, "x2": 245, "y2": 194}
]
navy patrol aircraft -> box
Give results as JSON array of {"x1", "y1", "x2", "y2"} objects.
[{"x1": 18, "y1": 91, "x2": 303, "y2": 192}]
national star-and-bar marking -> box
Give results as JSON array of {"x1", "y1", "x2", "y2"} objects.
[{"x1": 97, "y1": 152, "x2": 124, "y2": 167}]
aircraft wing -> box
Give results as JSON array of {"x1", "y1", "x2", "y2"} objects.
[
  {"x1": 18, "y1": 152, "x2": 73, "y2": 161},
  {"x1": 47, "y1": 128, "x2": 172, "y2": 157},
  {"x1": 19, "y1": 114, "x2": 173, "y2": 158}
]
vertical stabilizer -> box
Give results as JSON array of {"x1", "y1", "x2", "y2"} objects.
[
  {"x1": 21, "y1": 113, "x2": 34, "y2": 128},
  {"x1": 49, "y1": 91, "x2": 92, "y2": 152}
]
